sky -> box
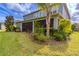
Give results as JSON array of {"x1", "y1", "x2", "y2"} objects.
[
  {"x1": 67, "y1": 3, "x2": 79, "y2": 23},
  {"x1": 0, "y1": 3, "x2": 78, "y2": 23},
  {"x1": 0, "y1": 3, "x2": 37, "y2": 22}
]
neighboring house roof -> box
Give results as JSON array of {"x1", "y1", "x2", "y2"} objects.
[
  {"x1": 15, "y1": 20, "x2": 24, "y2": 23},
  {"x1": 0, "y1": 22, "x2": 5, "y2": 24}
]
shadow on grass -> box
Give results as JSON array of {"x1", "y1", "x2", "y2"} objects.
[
  {"x1": 49, "y1": 40, "x2": 69, "y2": 52},
  {"x1": 25, "y1": 33, "x2": 69, "y2": 55},
  {"x1": 30, "y1": 39, "x2": 69, "y2": 56},
  {"x1": 33, "y1": 40, "x2": 69, "y2": 56}
]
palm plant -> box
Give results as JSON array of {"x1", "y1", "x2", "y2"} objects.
[{"x1": 37, "y1": 3, "x2": 60, "y2": 37}]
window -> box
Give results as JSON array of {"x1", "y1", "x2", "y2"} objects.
[
  {"x1": 58, "y1": 5, "x2": 63, "y2": 14},
  {"x1": 51, "y1": 7, "x2": 57, "y2": 14},
  {"x1": 0, "y1": 23, "x2": 1, "y2": 29},
  {"x1": 53, "y1": 10, "x2": 57, "y2": 13},
  {"x1": 37, "y1": 11, "x2": 41, "y2": 18}
]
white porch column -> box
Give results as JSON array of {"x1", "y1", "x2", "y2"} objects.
[
  {"x1": 32, "y1": 20, "x2": 34, "y2": 33},
  {"x1": 20, "y1": 23, "x2": 22, "y2": 32},
  {"x1": 53, "y1": 17, "x2": 59, "y2": 29}
]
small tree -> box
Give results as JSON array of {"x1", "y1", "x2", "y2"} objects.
[
  {"x1": 59, "y1": 19, "x2": 72, "y2": 36},
  {"x1": 5, "y1": 16, "x2": 14, "y2": 31},
  {"x1": 37, "y1": 3, "x2": 60, "y2": 37},
  {"x1": 53, "y1": 19, "x2": 72, "y2": 41},
  {"x1": 71, "y1": 24, "x2": 76, "y2": 31}
]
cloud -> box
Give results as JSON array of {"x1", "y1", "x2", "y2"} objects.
[
  {"x1": 6, "y1": 3, "x2": 32, "y2": 13},
  {"x1": 0, "y1": 17, "x2": 6, "y2": 22},
  {"x1": 0, "y1": 3, "x2": 37, "y2": 22},
  {"x1": 0, "y1": 9, "x2": 9, "y2": 16},
  {"x1": 0, "y1": 3, "x2": 36, "y2": 21},
  {"x1": 67, "y1": 3, "x2": 79, "y2": 23},
  {"x1": 67, "y1": 3, "x2": 77, "y2": 16}
]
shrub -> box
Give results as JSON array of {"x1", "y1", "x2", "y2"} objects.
[
  {"x1": 50, "y1": 28, "x2": 58, "y2": 36},
  {"x1": 34, "y1": 20, "x2": 46, "y2": 35},
  {"x1": 59, "y1": 19, "x2": 72, "y2": 35},
  {"x1": 52, "y1": 19, "x2": 72, "y2": 41},
  {"x1": 34, "y1": 21, "x2": 42, "y2": 33},
  {"x1": 33, "y1": 33, "x2": 49, "y2": 42},
  {"x1": 35, "y1": 28, "x2": 46, "y2": 34},
  {"x1": 14, "y1": 25, "x2": 21, "y2": 32},
  {"x1": 53, "y1": 32, "x2": 65, "y2": 41},
  {"x1": 71, "y1": 24, "x2": 76, "y2": 31}
]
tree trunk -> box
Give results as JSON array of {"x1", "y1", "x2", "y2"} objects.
[{"x1": 46, "y1": 13, "x2": 51, "y2": 37}]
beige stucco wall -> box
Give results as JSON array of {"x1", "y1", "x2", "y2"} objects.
[
  {"x1": 16, "y1": 23, "x2": 22, "y2": 32},
  {"x1": 53, "y1": 17, "x2": 59, "y2": 29},
  {"x1": 1, "y1": 23, "x2": 6, "y2": 30},
  {"x1": 62, "y1": 5, "x2": 69, "y2": 19}
]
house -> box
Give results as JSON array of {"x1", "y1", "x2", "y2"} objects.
[
  {"x1": 15, "y1": 20, "x2": 23, "y2": 32},
  {"x1": 0, "y1": 20, "x2": 22, "y2": 31},
  {"x1": 0, "y1": 22, "x2": 6, "y2": 31},
  {"x1": 0, "y1": 3, "x2": 70, "y2": 32},
  {"x1": 17, "y1": 3, "x2": 70, "y2": 33},
  {"x1": 73, "y1": 23, "x2": 79, "y2": 31}
]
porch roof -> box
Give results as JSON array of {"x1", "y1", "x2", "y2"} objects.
[
  {"x1": 17, "y1": 13, "x2": 64, "y2": 24},
  {"x1": 26, "y1": 13, "x2": 64, "y2": 20}
]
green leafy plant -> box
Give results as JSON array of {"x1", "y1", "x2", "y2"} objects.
[
  {"x1": 59, "y1": 19, "x2": 72, "y2": 35},
  {"x1": 5, "y1": 16, "x2": 15, "y2": 32},
  {"x1": 53, "y1": 32, "x2": 65, "y2": 41},
  {"x1": 50, "y1": 28, "x2": 58, "y2": 36},
  {"x1": 33, "y1": 33, "x2": 49, "y2": 42},
  {"x1": 71, "y1": 24, "x2": 76, "y2": 31},
  {"x1": 34, "y1": 21, "x2": 46, "y2": 35},
  {"x1": 52, "y1": 19, "x2": 71, "y2": 41}
]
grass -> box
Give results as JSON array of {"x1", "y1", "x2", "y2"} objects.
[
  {"x1": 0, "y1": 32, "x2": 79, "y2": 56},
  {"x1": 0, "y1": 30, "x2": 6, "y2": 32}
]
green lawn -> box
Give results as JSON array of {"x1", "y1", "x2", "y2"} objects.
[{"x1": 0, "y1": 32, "x2": 79, "y2": 56}]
